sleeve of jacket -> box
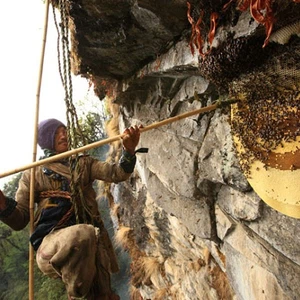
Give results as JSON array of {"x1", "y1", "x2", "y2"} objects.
[
  {"x1": 0, "y1": 170, "x2": 31, "y2": 230},
  {"x1": 88, "y1": 150, "x2": 136, "y2": 183}
]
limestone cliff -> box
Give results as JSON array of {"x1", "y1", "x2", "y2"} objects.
[{"x1": 56, "y1": 0, "x2": 300, "y2": 299}]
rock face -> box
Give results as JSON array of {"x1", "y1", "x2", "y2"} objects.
[{"x1": 60, "y1": 0, "x2": 300, "y2": 299}]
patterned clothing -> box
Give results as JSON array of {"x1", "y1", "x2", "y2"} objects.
[{"x1": 0, "y1": 150, "x2": 136, "y2": 298}]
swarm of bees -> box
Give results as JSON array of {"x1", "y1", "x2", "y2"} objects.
[
  {"x1": 230, "y1": 38, "x2": 300, "y2": 217},
  {"x1": 230, "y1": 40, "x2": 300, "y2": 174}
]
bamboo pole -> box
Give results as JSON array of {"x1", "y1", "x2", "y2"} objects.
[
  {"x1": 0, "y1": 100, "x2": 236, "y2": 179},
  {"x1": 29, "y1": 0, "x2": 50, "y2": 299}
]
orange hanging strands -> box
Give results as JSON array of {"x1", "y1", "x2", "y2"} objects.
[
  {"x1": 249, "y1": 0, "x2": 274, "y2": 47},
  {"x1": 194, "y1": 0, "x2": 300, "y2": 51},
  {"x1": 187, "y1": 2, "x2": 219, "y2": 57},
  {"x1": 208, "y1": 12, "x2": 219, "y2": 46},
  {"x1": 222, "y1": 0, "x2": 275, "y2": 47}
]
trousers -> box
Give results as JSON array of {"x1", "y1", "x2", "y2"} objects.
[{"x1": 36, "y1": 224, "x2": 114, "y2": 299}]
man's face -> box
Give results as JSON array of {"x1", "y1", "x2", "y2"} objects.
[{"x1": 54, "y1": 126, "x2": 68, "y2": 153}]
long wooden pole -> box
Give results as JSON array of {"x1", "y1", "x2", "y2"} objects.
[
  {"x1": 0, "y1": 100, "x2": 234, "y2": 179},
  {"x1": 29, "y1": 0, "x2": 50, "y2": 299}
]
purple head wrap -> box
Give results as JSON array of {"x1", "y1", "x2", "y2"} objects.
[{"x1": 38, "y1": 118, "x2": 66, "y2": 150}]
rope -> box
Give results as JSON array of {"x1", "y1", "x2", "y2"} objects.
[
  {"x1": 56, "y1": 0, "x2": 94, "y2": 225},
  {"x1": 39, "y1": 190, "x2": 71, "y2": 199}
]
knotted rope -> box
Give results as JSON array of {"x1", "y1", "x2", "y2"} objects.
[{"x1": 53, "y1": 0, "x2": 94, "y2": 225}]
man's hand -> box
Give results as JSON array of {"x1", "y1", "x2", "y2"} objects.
[
  {"x1": 122, "y1": 125, "x2": 142, "y2": 155},
  {"x1": 0, "y1": 190, "x2": 6, "y2": 211}
]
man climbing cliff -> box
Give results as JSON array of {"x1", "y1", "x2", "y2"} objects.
[{"x1": 0, "y1": 118, "x2": 141, "y2": 300}]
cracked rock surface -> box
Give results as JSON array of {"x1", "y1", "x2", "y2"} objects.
[{"x1": 60, "y1": 1, "x2": 300, "y2": 299}]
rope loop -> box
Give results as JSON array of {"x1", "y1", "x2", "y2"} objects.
[{"x1": 53, "y1": 0, "x2": 94, "y2": 225}]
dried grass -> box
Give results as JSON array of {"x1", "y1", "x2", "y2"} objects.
[
  {"x1": 188, "y1": 257, "x2": 205, "y2": 272},
  {"x1": 153, "y1": 287, "x2": 169, "y2": 300},
  {"x1": 114, "y1": 225, "x2": 132, "y2": 249},
  {"x1": 209, "y1": 264, "x2": 234, "y2": 300},
  {"x1": 111, "y1": 203, "x2": 120, "y2": 218},
  {"x1": 104, "y1": 97, "x2": 122, "y2": 163},
  {"x1": 129, "y1": 285, "x2": 143, "y2": 300},
  {"x1": 142, "y1": 256, "x2": 161, "y2": 282},
  {"x1": 203, "y1": 246, "x2": 211, "y2": 266},
  {"x1": 130, "y1": 256, "x2": 148, "y2": 287}
]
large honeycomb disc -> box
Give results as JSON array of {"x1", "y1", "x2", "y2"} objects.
[{"x1": 230, "y1": 39, "x2": 300, "y2": 218}]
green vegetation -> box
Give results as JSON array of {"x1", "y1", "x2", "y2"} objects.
[
  {"x1": 76, "y1": 98, "x2": 110, "y2": 160},
  {"x1": 78, "y1": 110, "x2": 109, "y2": 160},
  {"x1": 0, "y1": 173, "x2": 67, "y2": 300}
]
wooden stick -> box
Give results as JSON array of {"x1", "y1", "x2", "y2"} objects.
[
  {"x1": 0, "y1": 102, "x2": 219, "y2": 178},
  {"x1": 29, "y1": 0, "x2": 50, "y2": 299},
  {"x1": 0, "y1": 100, "x2": 235, "y2": 179}
]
